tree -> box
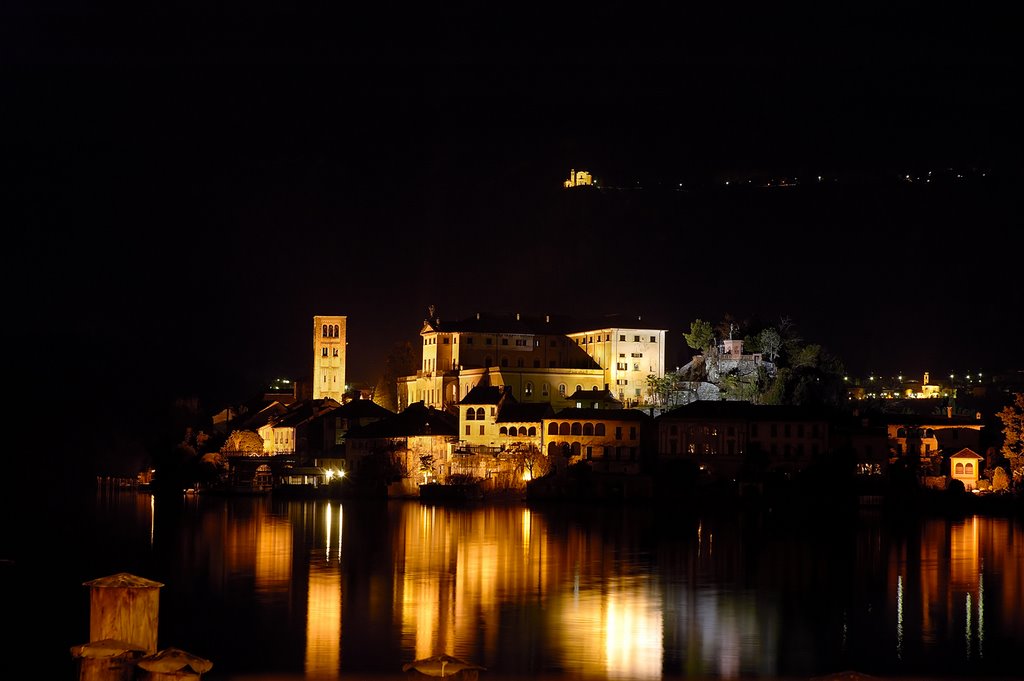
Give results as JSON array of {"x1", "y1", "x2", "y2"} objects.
[
  {"x1": 220, "y1": 430, "x2": 264, "y2": 456},
  {"x1": 419, "y1": 454, "x2": 436, "y2": 480},
  {"x1": 374, "y1": 341, "x2": 417, "y2": 412},
  {"x1": 683, "y1": 319, "x2": 715, "y2": 353},
  {"x1": 508, "y1": 443, "x2": 551, "y2": 481},
  {"x1": 755, "y1": 328, "x2": 782, "y2": 362},
  {"x1": 992, "y1": 466, "x2": 1010, "y2": 492},
  {"x1": 715, "y1": 313, "x2": 742, "y2": 341},
  {"x1": 197, "y1": 452, "x2": 228, "y2": 487},
  {"x1": 151, "y1": 441, "x2": 199, "y2": 494},
  {"x1": 646, "y1": 373, "x2": 682, "y2": 406},
  {"x1": 995, "y1": 392, "x2": 1024, "y2": 487}
]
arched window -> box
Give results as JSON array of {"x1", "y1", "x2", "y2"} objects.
[
  {"x1": 965, "y1": 463, "x2": 974, "y2": 475},
  {"x1": 558, "y1": 422, "x2": 570, "y2": 435},
  {"x1": 476, "y1": 407, "x2": 485, "y2": 420},
  {"x1": 575, "y1": 385, "x2": 582, "y2": 393},
  {"x1": 595, "y1": 423, "x2": 606, "y2": 436},
  {"x1": 499, "y1": 427, "x2": 508, "y2": 435},
  {"x1": 528, "y1": 426, "x2": 536, "y2": 436},
  {"x1": 333, "y1": 324, "x2": 340, "y2": 337},
  {"x1": 570, "y1": 442, "x2": 581, "y2": 457},
  {"x1": 518, "y1": 426, "x2": 528, "y2": 436},
  {"x1": 542, "y1": 383, "x2": 549, "y2": 396},
  {"x1": 548, "y1": 442, "x2": 559, "y2": 456},
  {"x1": 333, "y1": 348, "x2": 339, "y2": 357},
  {"x1": 570, "y1": 423, "x2": 582, "y2": 436},
  {"x1": 583, "y1": 423, "x2": 594, "y2": 436},
  {"x1": 955, "y1": 462, "x2": 965, "y2": 474},
  {"x1": 466, "y1": 408, "x2": 476, "y2": 421},
  {"x1": 322, "y1": 324, "x2": 329, "y2": 337},
  {"x1": 524, "y1": 382, "x2": 534, "y2": 397},
  {"x1": 548, "y1": 422, "x2": 558, "y2": 435},
  {"x1": 558, "y1": 384, "x2": 566, "y2": 397}
]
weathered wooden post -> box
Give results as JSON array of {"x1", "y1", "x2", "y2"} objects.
[
  {"x1": 69, "y1": 639, "x2": 146, "y2": 681},
  {"x1": 83, "y1": 572, "x2": 164, "y2": 654},
  {"x1": 136, "y1": 648, "x2": 213, "y2": 680}
]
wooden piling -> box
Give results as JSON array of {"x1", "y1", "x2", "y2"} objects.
[{"x1": 83, "y1": 572, "x2": 164, "y2": 654}]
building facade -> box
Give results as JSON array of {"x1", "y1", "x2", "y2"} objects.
[
  {"x1": 656, "y1": 401, "x2": 832, "y2": 480},
  {"x1": 398, "y1": 312, "x2": 668, "y2": 411},
  {"x1": 565, "y1": 325, "x2": 667, "y2": 406},
  {"x1": 313, "y1": 315, "x2": 347, "y2": 401}
]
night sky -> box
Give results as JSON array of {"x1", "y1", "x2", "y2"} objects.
[{"x1": 7, "y1": 4, "x2": 1020, "y2": 414}]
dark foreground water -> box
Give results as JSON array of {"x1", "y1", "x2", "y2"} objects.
[{"x1": 12, "y1": 489, "x2": 1024, "y2": 681}]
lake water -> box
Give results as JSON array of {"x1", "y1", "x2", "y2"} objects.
[{"x1": 18, "y1": 489, "x2": 1024, "y2": 681}]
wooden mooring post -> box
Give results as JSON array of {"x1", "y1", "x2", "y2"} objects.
[
  {"x1": 70, "y1": 639, "x2": 146, "y2": 681},
  {"x1": 73, "y1": 572, "x2": 211, "y2": 681},
  {"x1": 83, "y1": 572, "x2": 164, "y2": 653}
]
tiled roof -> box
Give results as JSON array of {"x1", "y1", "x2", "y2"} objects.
[
  {"x1": 423, "y1": 312, "x2": 666, "y2": 336},
  {"x1": 346, "y1": 401, "x2": 458, "y2": 439},
  {"x1": 238, "y1": 401, "x2": 289, "y2": 430},
  {"x1": 496, "y1": 402, "x2": 554, "y2": 423},
  {"x1": 566, "y1": 388, "x2": 622, "y2": 406},
  {"x1": 656, "y1": 400, "x2": 831, "y2": 422},
  {"x1": 460, "y1": 385, "x2": 509, "y2": 405},
  {"x1": 333, "y1": 398, "x2": 395, "y2": 419},
  {"x1": 549, "y1": 407, "x2": 651, "y2": 421}
]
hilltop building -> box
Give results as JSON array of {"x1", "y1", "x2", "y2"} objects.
[{"x1": 563, "y1": 168, "x2": 593, "y2": 188}]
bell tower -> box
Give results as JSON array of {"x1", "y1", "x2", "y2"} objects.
[{"x1": 313, "y1": 315, "x2": 347, "y2": 401}]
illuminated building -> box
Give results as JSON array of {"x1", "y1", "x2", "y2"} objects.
[
  {"x1": 345, "y1": 401, "x2": 459, "y2": 495},
  {"x1": 655, "y1": 401, "x2": 831, "y2": 479},
  {"x1": 883, "y1": 412, "x2": 984, "y2": 463},
  {"x1": 563, "y1": 168, "x2": 593, "y2": 187},
  {"x1": 565, "y1": 325, "x2": 668, "y2": 404},
  {"x1": 949, "y1": 448, "x2": 985, "y2": 490},
  {"x1": 398, "y1": 311, "x2": 668, "y2": 411},
  {"x1": 313, "y1": 315, "x2": 347, "y2": 401},
  {"x1": 256, "y1": 398, "x2": 342, "y2": 457},
  {"x1": 543, "y1": 408, "x2": 651, "y2": 474}
]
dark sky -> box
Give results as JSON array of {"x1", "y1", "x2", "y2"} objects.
[{"x1": 7, "y1": 3, "x2": 1020, "y2": 412}]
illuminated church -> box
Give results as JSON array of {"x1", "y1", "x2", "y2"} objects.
[{"x1": 397, "y1": 310, "x2": 667, "y2": 412}]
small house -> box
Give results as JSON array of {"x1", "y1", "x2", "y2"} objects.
[{"x1": 949, "y1": 447, "x2": 985, "y2": 490}]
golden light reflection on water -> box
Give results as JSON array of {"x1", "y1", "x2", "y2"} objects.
[
  {"x1": 393, "y1": 503, "x2": 665, "y2": 680},
  {"x1": 123, "y1": 495, "x2": 1024, "y2": 680},
  {"x1": 305, "y1": 503, "x2": 342, "y2": 680},
  {"x1": 890, "y1": 514, "x2": 1024, "y2": 667},
  {"x1": 254, "y1": 514, "x2": 292, "y2": 597}
]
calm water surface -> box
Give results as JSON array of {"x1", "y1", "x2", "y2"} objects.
[{"x1": 26, "y1": 489, "x2": 1024, "y2": 681}]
